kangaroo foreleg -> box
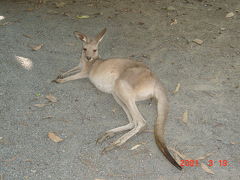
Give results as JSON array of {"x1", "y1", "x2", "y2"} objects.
[
  {"x1": 57, "y1": 65, "x2": 81, "y2": 79},
  {"x1": 53, "y1": 71, "x2": 88, "y2": 83}
]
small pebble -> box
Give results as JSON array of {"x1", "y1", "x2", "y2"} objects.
[{"x1": 31, "y1": 169, "x2": 37, "y2": 173}]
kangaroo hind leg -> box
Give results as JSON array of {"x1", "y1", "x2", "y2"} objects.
[
  {"x1": 96, "y1": 94, "x2": 135, "y2": 144},
  {"x1": 102, "y1": 79, "x2": 146, "y2": 153}
]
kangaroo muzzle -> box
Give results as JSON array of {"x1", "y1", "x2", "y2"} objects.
[{"x1": 86, "y1": 56, "x2": 91, "y2": 60}]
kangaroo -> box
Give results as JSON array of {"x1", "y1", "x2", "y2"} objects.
[{"x1": 53, "y1": 28, "x2": 182, "y2": 170}]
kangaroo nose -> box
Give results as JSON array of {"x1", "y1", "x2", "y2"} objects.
[{"x1": 86, "y1": 56, "x2": 91, "y2": 60}]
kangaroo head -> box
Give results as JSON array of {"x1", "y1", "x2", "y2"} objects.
[{"x1": 74, "y1": 28, "x2": 106, "y2": 62}]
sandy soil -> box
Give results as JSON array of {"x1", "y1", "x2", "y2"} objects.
[{"x1": 0, "y1": 0, "x2": 239, "y2": 179}]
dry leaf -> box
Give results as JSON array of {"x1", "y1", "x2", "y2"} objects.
[
  {"x1": 201, "y1": 163, "x2": 215, "y2": 174},
  {"x1": 66, "y1": 42, "x2": 75, "y2": 46},
  {"x1": 87, "y1": 3, "x2": 94, "y2": 7},
  {"x1": 196, "y1": 152, "x2": 214, "y2": 160},
  {"x1": 1, "y1": 156, "x2": 17, "y2": 162},
  {"x1": 130, "y1": 144, "x2": 141, "y2": 150},
  {"x1": 193, "y1": 39, "x2": 203, "y2": 45},
  {"x1": 173, "y1": 83, "x2": 181, "y2": 94},
  {"x1": 112, "y1": 108, "x2": 117, "y2": 113},
  {"x1": 23, "y1": 34, "x2": 32, "y2": 39},
  {"x1": 225, "y1": 12, "x2": 234, "y2": 18},
  {"x1": 30, "y1": 169, "x2": 36, "y2": 173},
  {"x1": 230, "y1": 142, "x2": 240, "y2": 145},
  {"x1": 63, "y1": 12, "x2": 71, "y2": 17},
  {"x1": 47, "y1": 10, "x2": 59, "y2": 15},
  {"x1": 76, "y1": 15, "x2": 90, "y2": 19},
  {"x1": 169, "y1": 147, "x2": 192, "y2": 160},
  {"x1": 45, "y1": 94, "x2": 57, "y2": 103},
  {"x1": 167, "y1": 6, "x2": 176, "y2": 11},
  {"x1": 35, "y1": 93, "x2": 41, "y2": 97},
  {"x1": 42, "y1": 116, "x2": 53, "y2": 119},
  {"x1": 182, "y1": 110, "x2": 188, "y2": 124},
  {"x1": 170, "y1": 19, "x2": 177, "y2": 25},
  {"x1": 37, "y1": 0, "x2": 45, "y2": 4},
  {"x1": 34, "y1": 103, "x2": 48, "y2": 108},
  {"x1": 32, "y1": 44, "x2": 43, "y2": 51},
  {"x1": 0, "y1": 16, "x2": 5, "y2": 21},
  {"x1": 0, "y1": 22, "x2": 12, "y2": 26},
  {"x1": 92, "y1": 12, "x2": 103, "y2": 17},
  {"x1": 15, "y1": 56, "x2": 33, "y2": 70},
  {"x1": 25, "y1": 8, "x2": 34, "y2": 11},
  {"x1": 55, "y1": 2, "x2": 66, "y2": 8},
  {"x1": 48, "y1": 132, "x2": 63, "y2": 143}
]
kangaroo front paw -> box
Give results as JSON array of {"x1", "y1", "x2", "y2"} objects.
[
  {"x1": 52, "y1": 78, "x2": 63, "y2": 83},
  {"x1": 57, "y1": 74, "x2": 64, "y2": 79},
  {"x1": 96, "y1": 131, "x2": 115, "y2": 144}
]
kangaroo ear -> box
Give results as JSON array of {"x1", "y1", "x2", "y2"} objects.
[
  {"x1": 74, "y1": 31, "x2": 88, "y2": 42},
  {"x1": 95, "y1": 28, "x2": 106, "y2": 43}
]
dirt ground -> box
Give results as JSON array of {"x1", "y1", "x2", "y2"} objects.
[{"x1": 0, "y1": 0, "x2": 239, "y2": 179}]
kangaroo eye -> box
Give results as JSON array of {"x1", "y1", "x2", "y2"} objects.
[
  {"x1": 93, "y1": 49, "x2": 97, "y2": 52},
  {"x1": 83, "y1": 48, "x2": 87, "y2": 51}
]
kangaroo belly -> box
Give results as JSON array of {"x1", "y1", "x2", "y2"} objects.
[
  {"x1": 88, "y1": 59, "x2": 146, "y2": 93},
  {"x1": 89, "y1": 71, "x2": 120, "y2": 93},
  {"x1": 89, "y1": 61, "x2": 121, "y2": 93}
]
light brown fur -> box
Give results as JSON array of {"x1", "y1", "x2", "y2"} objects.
[{"x1": 53, "y1": 28, "x2": 182, "y2": 170}]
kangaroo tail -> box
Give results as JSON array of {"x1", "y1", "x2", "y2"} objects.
[{"x1": 154, "y1": 82, "x2": 182, "y2": 170}]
